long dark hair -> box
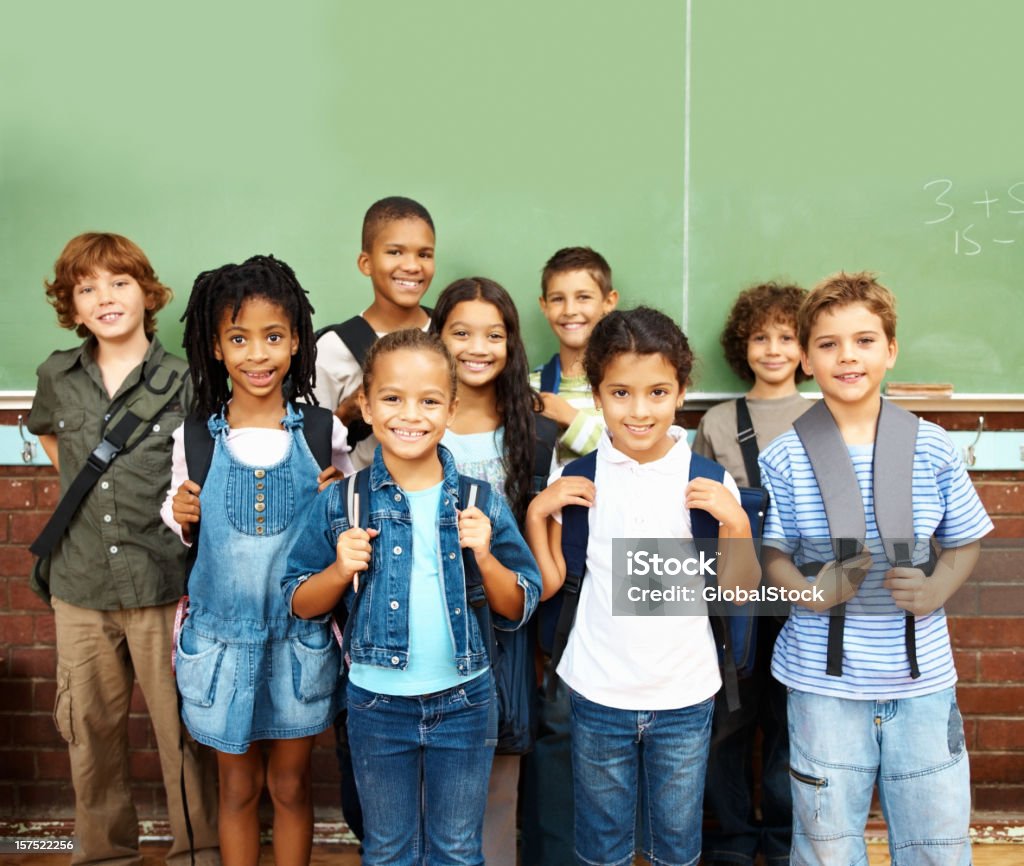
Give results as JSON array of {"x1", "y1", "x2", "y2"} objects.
[
  {"x1": 181, "y1": 254, "x2": 317, "y2": 418},
  {"x1": 430, "y1": 277, "x2": 540, "y2": 525}
]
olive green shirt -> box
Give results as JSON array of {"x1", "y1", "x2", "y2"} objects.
[{"x1": 27, "y1": 337, "x2": 192, "y2": 610}]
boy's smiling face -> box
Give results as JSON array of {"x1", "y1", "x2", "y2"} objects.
[
  {"x1": 72, "y1": 269, "x2": 152, "y2": 344},
  {"x1": 801, "y1": 302, "x2": 897, "y2": 409},
  {"x1": 747, "y1": 320, "x2": 801, "y2": 388},
  {"x1": 357, "y1": 217, "x2": 435, "y2": 312},
  {"x1": 539, "y1": 270, "x2": 618, "y2": 352}
]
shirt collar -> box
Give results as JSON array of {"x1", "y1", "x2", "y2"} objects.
[{"x1": 597, "y1": 424, "x2": 691, "y2": 469}]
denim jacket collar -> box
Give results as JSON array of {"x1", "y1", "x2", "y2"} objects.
[{"x1": 369, "y1": 443, "x2": 463, "y2": 502}]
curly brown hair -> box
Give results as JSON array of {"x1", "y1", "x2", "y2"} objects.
[
  {"x1": 720, "y1": 281, "x2": 808, "y2": 384},
  {"x1": 45, "y1": 233, "x2": 171, "y2": 338}
]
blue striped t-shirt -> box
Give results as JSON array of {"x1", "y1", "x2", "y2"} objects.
[{"x1": 759, "y1": 419, "x2": 993, "y2": 699}]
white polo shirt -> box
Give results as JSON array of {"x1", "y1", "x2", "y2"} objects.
[{"x1": 555, "y1": 427, "x2": 740, "y2": 710}]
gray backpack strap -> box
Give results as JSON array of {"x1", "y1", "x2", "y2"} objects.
[
  {"x1": 873, "y1": 399, "x2": 919, "y2": 567},
  {"x1": 793, "y1": 400, "x2": 866, "y2": 554}
]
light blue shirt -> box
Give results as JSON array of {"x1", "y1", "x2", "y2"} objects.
[{"x1": 349, "y1": 481, "x2": 486, "y2": 695}]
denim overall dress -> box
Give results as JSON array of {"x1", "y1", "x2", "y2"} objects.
[{"x1": 175, "y1": 406, "x2": 340, "y2": 753}]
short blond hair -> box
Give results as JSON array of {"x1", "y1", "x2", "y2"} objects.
[{"x1": 798, "y1": 271, "x2": 896, "y2": 349}]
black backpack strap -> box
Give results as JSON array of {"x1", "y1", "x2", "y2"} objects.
[
  {"x1": 538, "y1": 354, "x2": 561, "y2": 394},
  {"x1": 546, "y1": 450, "x2": 597, "y2": 698},
  {"x1": 30, "y1": 361, "x2": 186, "y2": 559},
  {"x1": 298, "y1": 404, "x2": 335, "y2": 470},
  {"x1": 317, "y1": 316, "x2": 379, "y2": 366},
  {"x1": 337, "y1": 468, "x2": 373, "y2": 664},
  {"x1": 532, "y1": 414, "x2": 560, "y2": 494},
  {"x1": 735, "y1": 397, "x2": 762, "y2": 488}
]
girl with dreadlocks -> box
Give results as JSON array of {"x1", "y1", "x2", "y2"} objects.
[{"x1": 161, "y1": 255, "x2": 353, "y2": 866}]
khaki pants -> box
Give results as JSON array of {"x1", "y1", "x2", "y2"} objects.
[{"x1": 52, "y1": 598, "x2": 220, "y2": 866}]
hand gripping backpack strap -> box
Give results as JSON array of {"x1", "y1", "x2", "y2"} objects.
[
  {"x1": 29, "y1": 359, "x2": 187, "y2": 559},
  {"x1": 793, "y1": 401, "x2": 868, "y2": 677},
  {"x1": 538, "y1": 353, "x2": 561, "y2": 394},
  {"x1": 546, "y1": 450, "x2": 597, "y2": 699},
  {"x1": 734, "y1": 397, "x2": 762, "y2": 488}
]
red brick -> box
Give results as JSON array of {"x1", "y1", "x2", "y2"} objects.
[
  {"x1": 957, "y1": 685, "x2": 1024, "y2": 715},
  {"x1": 129, "y1": 749, "x2": 165, "y2": 782},
  {"x1": 34, "y1": 748, "x2": 71, "y2": 780},
  {"x1": 990, "y1": 516, "x2": 1024, "y2": 539},
  {"x1": 969, "y1": 752, "x2": 1024, "y2": 783},
  {"x1": 128, "y1": 716, "x2": 155, "y2": 749},
  {"x1": 0, "y1": 546, "x2": 32, "y2": 577},
  {"x1": 36, "y1": 479, "x2": 61, "y2": 509},
  {"x1": 948, "y1": 617, "x2": 1024, "y2": 648},
  {"x1": 8, "y1": 577, "x2": 50, "y2": 612},
  {"x1": 18, "y1": 782, "x2": 75, "y2": 810},
  {"x1": 0, "y1": 519, "x2": 8, "y2": 544},
  {"x1": 979, "y1": 650, "x2": 1024, "y2": 683},
  {"x1": 0, "y1": 747, "x2": 36, "y2": 780},
  {"x1": 963, "y1": 717, "x2": 977, "y2": 750},
  {"x1": 1, "y1": 678, "x2": 33, "y2": 710},
  {"x1": 129, "y1": 685, "x2": 148, "y2": 714},
  {"x1": 8, "y1": 647, "x2": 56, "y2": 677},
  {"x1": 35, "y1": 679, "x2": 56, "y2": 712},
  {"x1": 9, "y1": 512, "x2": 51, "y2": 545},
  {"x1": 0, "y1": 715, "x2": 12, "y2": 745},
  {"x1": 978, "y1": 586, "x2": 1024, "y2": 615},
  {"x1": 976, "y1": 482, "x2": 1024, "y2": 514},
  {"x1": 973, "y1": 784, "x2": 1024, "y2": 811},
  {"x1": 953, "y1": 649, "x2": 978, "y2": 682},
  {"x1": 0, "y1": 782, "x2": 14, "y2": 811},
  {"x1": 976, "y1": 718, "x2": 1024, "y2": 751},
  {"x1": 11, "y1": 713, "x2": 64, "y2": 747},
  {"x1": 972, "y1": 547, "x2": 1024, "y2": 583},
  {"x1": 34, "y1": 613, "x2": 56, "y2": 643},
  {"x1": 0, "y1": 479, "x2": 34, "y2": 509},
  {"x1": 0, "y1": 614, "x2": 36, "y2": 645}
]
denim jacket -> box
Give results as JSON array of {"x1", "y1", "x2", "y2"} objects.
[{"x1": 283, "y1": 445, "x2": 541, "y2": 676}]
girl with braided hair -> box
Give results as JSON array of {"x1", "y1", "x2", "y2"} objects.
[{"x1": 160, "y1": 255, "x2": 353, "y2": 866}]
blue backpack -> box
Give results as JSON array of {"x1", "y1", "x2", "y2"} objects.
[{"x1": 543, "y1": 449, "x2": 768, "y2": 713}]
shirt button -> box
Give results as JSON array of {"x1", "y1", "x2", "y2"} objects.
[
  {"x1": 255, "y1": 469, "x2": 266, "y2": 479},
  {"x1": 256, "y1": 516, "x2": 265, "y2": 524},
  {"x1": 152, "y1": 424, "x2": 161, "y2": 433},
  {"x1": 58, "y1": 420, "x2": 65, "y2": 429},
  {"x1": 390, "y1": 600, "x2": 399, "y2": 610},
  {"x1": 255, "y1": 502, "x2": 266, "y2": 512},
  {"x1": 109, "y1": 546, "x2": 118, "y2": 555},
  {"x1": 256, "y1": 493, "x2": 265, "y2": 503},
  {"x1": 103, "y1": 514, "x2": 112, "y2": 523},
  {"x1": 101, "y1": 481, "x2": 109, "y2": 490},
  {"x1": 393, "y1": 546, "x2": 402, "y2": 555},
  {"x1": 391, "y1": 656, "x2": 400, "y2": 666},
  {"x1": 256, "y1": 482, "x2": 265, "y2": 490},
  {"x1": 394, "y1": 493, "x2": 402, "y2": 502},
  {"x1": 256, "y1": 526, "x2": 265, "y2": 535},
  {"x1": 449, "y1": 552, "x2": 457, "y2": 560},
  {"x1": 454, "y1": 607, "x2": 462, "y2": 615}
]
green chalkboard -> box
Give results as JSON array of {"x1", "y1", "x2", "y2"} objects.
[{"x1": 2, "y1": 1, "x2": 1021, "y2": 396}]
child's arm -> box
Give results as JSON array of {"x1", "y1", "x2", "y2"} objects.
[
  {"x1": 762, "y1": 546, "x2": 872, "y2": 612},
  {"x1": 291, "y1": 526, "x2": 378, "y2": 618},
  {"x1": 684, "y1": 477, "x2": 761, "y2": 595},
  {"x1": 37, "y1": 434, "x2": 59, "y2": 470},
  {"x1": 171, "y1": 480, "x2": 202, "y2": 545},
  {"x1": 884, "y1": 541, "x2": 980, "y2": 616},
  {"x1": 459, "y1": 506, "x2": 524, "y2": 620},
  {"x1": 524, "y1": 476, "x2": 595, "y2": 601},
  {"x1": 544, "y1": 398, "x2": 606, "y2": 458}
]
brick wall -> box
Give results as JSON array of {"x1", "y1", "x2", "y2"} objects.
[{"x1": 2, "y1": 416, "x2": 1022, "y2": 821}]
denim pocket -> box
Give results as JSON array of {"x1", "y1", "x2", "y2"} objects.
[
  {"x1": 290, "y1": 630, "x2": 340, "y2": 703},
  {"x1": 457, "y1": 672, "x2": 494, "y2": 709},
  {"x1": 348, "y1": 683, "x2": 385, "y2": 711},
  {"x1": 176, "y1": 628, "x2": 226, "y2": 708}
]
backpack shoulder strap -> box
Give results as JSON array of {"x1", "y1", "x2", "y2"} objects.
[
  {"x1": 539, "y1": 354, "x2": 561, "y2": 394},
  {"x1": 532, "y1": 414, "x2": 560, "y2": 492},
  {"x1": 298, "y1": 404, "x2": 335, "y2": 470},
  {"x1": 318, "y1": 316, "x2": 379, "y2": 366},
  {"x1": 688, "y1": 452, "x2": 726, "y2": 549},
  {"x1": 873, "y1": 399, "x2": 919, "y2": 566},
  {"x1": 735, "y1": 397, "x2": 762, "y2": 488},
  {"x1": 183, "y1": 415, "x2": 215, "y2": 488}
]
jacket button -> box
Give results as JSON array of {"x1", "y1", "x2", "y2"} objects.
[
  {"x1": 449, "y1": 552, "x2": 457, "y2": 560},
  {"x1": 101, "y1": 482, "x2": 109, "y2": 490},
  {"x1": 255, "y1": 502, "x2": 266, "y2": 513},
  {"x1": 256, "y1": 493, "x2": 265, "y2": 503},
  {"x1": 256, "y1": 526, "x2": 264, "y2": 535},
  {"x1": 109, "y1": 546, "x2": 118, "y2": 554},
  {"x1": 454, "y1": 608, "x2": 461, "y2": 615},
  {"x1": 256, "y1": 482, "x2": 265, "y2": 490},
  {"x1": 390, "y1": 600, "x2": 399, "y2": 610},
  {"x1": 393, "y1": 546, "x2": 402, "y2": 555},
  {"x1": 394, "y1": 493, "x2": 402, "y2": 502},
  {"x1": 391, "y1": 656, "x2": 400, "y2": 665},
  {"x1": 103, "y1": 514, "x2": 112, "y2": 523}
]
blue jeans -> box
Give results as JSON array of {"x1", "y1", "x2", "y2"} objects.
[
  {"x1": 570, "y1": 689, "x2": 713, "y2": 866},
  {"x1": 788, "y1": 686, "x2": 971, "y2": 866},
  {"x1": 347, "y1": 673, "x2": 495, "y2": 866}
]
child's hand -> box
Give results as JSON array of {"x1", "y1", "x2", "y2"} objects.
[
  {"x1": 458, "y1": 506, "x2": 493, "y2": 564},
  {"x1": 527, "y1": 476, "x2": 595, "y2": 525},
  {"x1": 883, "y1": 566, "x2": 939, "y2": 616},
  {"x1": 539, "y1": 392, "x2": 578, "y2": 428},
  {"x1": 684, "y1": 478, "x2": 748, "y2": 536},
  {"x1": 317, "y1": 465, "x2": 342, "y2": 492},
  {"x1": 812, "y1": 550, "x2": 873, "y2": 610},
  {"x1": 336, "y1": 526, "x2": 379, "y2": 591},
  {"x1": 172, "y1": 480, "x2": 202, "y2": 544},
  {"x1": 335, "y1": 392, "x2": 362, "y2": 426}
]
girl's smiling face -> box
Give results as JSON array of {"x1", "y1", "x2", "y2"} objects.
[
  {"x1": 213, "y1": 296, "x2": 298, "y2": 401},
  {"x1": 359, "y1": 347, "x2": 457, "y2": 463},
  {"x1": 439, "y1": 299, "x2": 508, "y2": 390}
]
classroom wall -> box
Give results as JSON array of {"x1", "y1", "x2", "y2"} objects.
[{"x1": 2, "y1": 408, "x2": 1022, "y2": 821}]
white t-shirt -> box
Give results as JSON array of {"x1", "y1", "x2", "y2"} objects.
[{"x1": 555, "y1": 426, "x2": 741, "y2": 711}]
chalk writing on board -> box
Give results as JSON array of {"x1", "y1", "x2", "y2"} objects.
[{"x1": 924, "y1": 179, "x2": 1024, "y2": 256}]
